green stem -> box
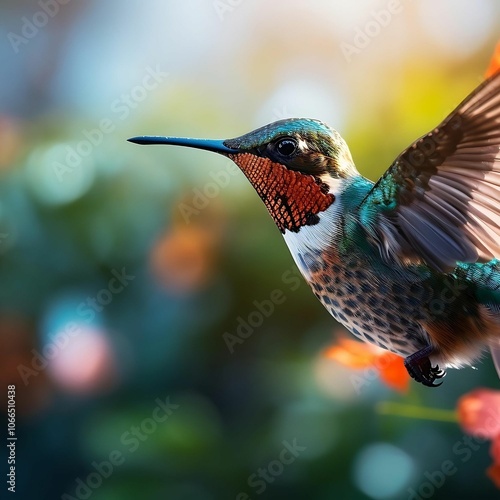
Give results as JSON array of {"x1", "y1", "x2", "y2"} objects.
[{"x1": 376, "y1": 402, "x2": 458, "y2": 423}]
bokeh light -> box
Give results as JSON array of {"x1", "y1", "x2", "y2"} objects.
[{"x1": 353, "y1": 442, "x2": 415, "y2": 499}]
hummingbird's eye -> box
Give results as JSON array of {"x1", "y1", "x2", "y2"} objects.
[{"x1": 276, "y1": 138, "x2": 297, "y2": 157}]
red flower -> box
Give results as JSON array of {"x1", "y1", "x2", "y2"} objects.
[
  {"x1": 457, "y1": 389, "x2": 500, "y2": 439},
  {"x1": 457, "y1": 388, "x2": 500, "y2": 490},
  {"x1": 487, "y1": 463, "x2": 500, "y2": 490}
]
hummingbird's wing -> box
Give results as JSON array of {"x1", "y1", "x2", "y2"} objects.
[{"x1": 358, "y1": 71, "x2": 500, "y2": 272}]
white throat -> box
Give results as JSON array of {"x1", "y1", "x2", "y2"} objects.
[{"x1": 282, "y1": 176, "x2": 345, "y2": 279}]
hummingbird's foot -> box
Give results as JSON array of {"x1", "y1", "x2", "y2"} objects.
[{"x1": 404, "y1": 346, "x2": 446, "y2": 387}]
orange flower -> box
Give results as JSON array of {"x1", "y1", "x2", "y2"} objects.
[
  {"x1": 377, "y1": 353, "x2": 411, "y2": 394},
  {"x1": 150, "y1": 225, "x2": 218, "y2": 294},
  {"x1": 324, "y1": 337, "x2": 410, "y2": 393},
  {"x1": 457, "y1": 389, "x2": 500, "y2": 439},
  {"x1": 485, "y1": 41, "x2": 500, "y2": 78}
]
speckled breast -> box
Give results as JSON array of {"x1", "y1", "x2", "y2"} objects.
[{"x1": 300, "y1": 247, "x2": 432, "y2": 357}]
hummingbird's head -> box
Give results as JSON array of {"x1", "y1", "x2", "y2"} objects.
[
  {"x1": 223, "y1": 118, "x2": 357, "y2": 178},
  {"x1": 128, "y1": 118, "x2": 357, "y2": 234}
]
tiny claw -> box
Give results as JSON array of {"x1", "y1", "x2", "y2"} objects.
[
  {"x1": 427, "y1": 378, "x2": 444, "y2": 388},
  {"x1": 432, "y1": 367, "x2": 446, "y2": 379},
  {"x1": 404, "y1": 346, "x2": 446, "y2": 388}
]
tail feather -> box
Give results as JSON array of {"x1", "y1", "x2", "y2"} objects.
[
  {"x1": 463, "y1": 260, "x2": 500, "y2": 377},
  {"x1": 490, "y1": 342, "x2": 500, "y2": 379}
]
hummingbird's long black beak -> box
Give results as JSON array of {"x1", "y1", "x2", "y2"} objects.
[{"x1": 127, "y1": 136, "x2": 239, "y2": 155}]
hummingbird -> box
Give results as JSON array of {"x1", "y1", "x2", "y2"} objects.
[{"x1": 129, "y1": 71, "x2": 500, "y2": 387}]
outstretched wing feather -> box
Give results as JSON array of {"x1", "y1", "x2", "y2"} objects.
[{"x1": 359, "y1": 72, "x2": 500, "y2": 271}]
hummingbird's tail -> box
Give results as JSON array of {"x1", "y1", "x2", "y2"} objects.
[
  {"x1": 466, "y1": 259, "x2": 500, "y2": 378},
  {"x1": 490, "y1": 342, "x2": 500, "y2": 378}
]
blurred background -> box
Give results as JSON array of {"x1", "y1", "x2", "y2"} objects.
[{"x1": 1, "y1": 1, "x2": 500, "y2": 498}]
